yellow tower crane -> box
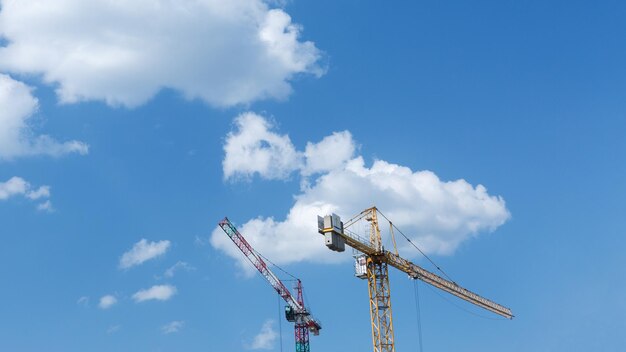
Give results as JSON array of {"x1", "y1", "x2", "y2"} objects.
[{"x1": 318, "y1": 206, "x2": 513, "y2": 352}]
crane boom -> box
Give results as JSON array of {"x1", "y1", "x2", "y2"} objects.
[
  {"x1": 219, "y1": 217, "x2": 322, "y2": 337},
  {"x1": 385, "y1": 251, "x2": 512, "y2": 318},
  {"x1": 320, "y1": 221, "x2": 512, "y2": 319}
]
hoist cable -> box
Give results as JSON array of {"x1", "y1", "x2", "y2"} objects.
[
  {"x1": 424, "y1": 282, "x2": 508, "y2": 321},
  {"x1": 255, "y1": 248, "x2": 298, "y2": 281},
  {"x1": 377, "y1": 210, "x2": 456, "y2": 283},
  {"x1": 277, "y1": 295, "x2": 284, "y2": 352},
  {"x1": 413, "y1": 280, "x2": 424, "y2": 352}
]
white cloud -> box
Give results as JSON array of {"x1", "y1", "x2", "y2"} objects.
[
  {"x1": 214, "y1": 115, "x2": 511, "y2": 269},
  {"x1": 0, "y1": 176, "x2": 53, "y2": 210},
  {"x1": 36, "y1": 199, "x2": 53, "y2": 212},
  {"x1": 26, "y1": 185, "x2": 50, "y2": 200},
  {"x1": 0, "y1": 176, "x2": 28, "y2": 200},
  {"x1": 132, "y1": 285, "x2": 177, "y2": 302},
  {"x1": 194, "y1": 235, "x2": 210, "y2": 247},
  {"x1": 223, "y1": 112, "x2": 302, "y2": 180},
  {"x1": 161, "y1": 320, "x2": 185, "y2": 334},
  {"x1": 302, "y1": 131, "x2": 356, "y2": 176},
  {"x1": 106, "y1": 325, "x2": 121, "y2": 334},
  {"x1": 0, "y1": 74, "x2": 88, "y2": 160},
  {"x1": 223, "y1": 112, "x2": 358, "y2": 182},
  {"x1": 77, "y1": 296, "x2": 89, "y2": 306},
  {"x1": 163, "y1": 261, "x2": 195, "y2": 279},
  {"x1": 119, "y1": 239, "x2": 170, "y2": 269},
  {"x1": 0, "y1": 0, "x2": 324, "y2": 108},
  {"x1": 98, "y1": 295, "x2": 117, "y2": 309},
  {"x1": 247, "y1": 320, "x2": 277, "y2": 350}
]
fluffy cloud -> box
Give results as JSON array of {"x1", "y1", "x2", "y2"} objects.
[
  {"x1": 0, "y1": 74, "x2": 88, "y2": 160},
  {"x1": 25, "y1": 185, "x2": 50, "y2": 200},
  {"x1": 132, "y1": 285, "x2": 177, "y2": 302},
  {"x1": 0, "y1": 176, "x2": 53, "y2": 210},
  {"x1": 98, "y1": 295, "x2": 117, "y2": 309},
  {"x1": 0, "y1": 0, "x2": 323, "y2": 108},
  {"x1": 0, "y1": 176, "x2": 28, "y2": 200},
  {"x1": 161, "y1": 320, "x2": 185, "y2": 334},
  {"x1": 223, "y1": 112, "x2": 302, "y2": 180},
  {"x1": 36, "y1": 200, "x2": 53, "y2": 212},
  {"x1": 163, "y1": 261, "x2": 195, "y2": 279},
  {"x1": 302, "y1": 131, "x2": 356, "y2": 176},
  {"x1": 213, "y1": 115, "x2": 510, "y2": 269},
  {"x1": 119, "y1": 239, "x2": 170, "y2": 269},
  {"x1": 222, "y1": 112, "x2": 356, "y2": 181},
  {"x1": 247, "y1": 320, "x2": 277, "y2": 350},
  {"x1": 76, "y1": 296, "x2": 89, "y2": 306},
  {"x1": 106, "y1": 325, "x2": 121, "y2": 334}
]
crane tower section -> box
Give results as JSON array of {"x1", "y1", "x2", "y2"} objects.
[{"x1": 318, "y1": 210, "x2": 394, "y2": 352}]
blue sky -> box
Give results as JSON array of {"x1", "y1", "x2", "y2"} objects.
[{"x1": 1, "y1": 1, "x2": 625, "y2": 351}]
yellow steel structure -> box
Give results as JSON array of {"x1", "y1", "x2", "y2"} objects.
[
  {"x1": 367, "y1": 256, "x2": 394, "y2": 352},
  {"x1": 364, "y1": 207, "x2": 394, "y2": 352},
  {"x1": 318, "y1": 206, "x2": 513, "y2": 352}
]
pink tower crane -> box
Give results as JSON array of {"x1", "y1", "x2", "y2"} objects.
[{"x1": 219, "y1": 217, "x2": 321, "y2": 352}]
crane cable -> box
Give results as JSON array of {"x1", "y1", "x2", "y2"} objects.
[
  {"x1": 277, "y1": 295, "x2": 284, "y2": 352},
  {"x1": 376, "y1": 209, "x2": 509, "y2": 322},
  {"x1": 254, "y1": 247, "x2": 299, "y2": 281},
  {"x1": 424, "y1": 283, "x2": 508, "y2": 321},
  {"x1": 413, "y1": 280, "x2": 424, "y2": 352},
  {"x1": 377, "y1": 210, "x2": 456, "y2": 284},
  {"x1": 378, "y1": 210, "x2": 508, "y2": 320}
]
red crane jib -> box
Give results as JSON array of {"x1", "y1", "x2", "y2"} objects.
[{"x1": 218, "y1": 217, "x2": 322, "y2": 345}]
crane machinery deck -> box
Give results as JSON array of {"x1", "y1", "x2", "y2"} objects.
[
  {"x1": 318, "y1": 207, "x2": 513, "y2": 352},
  {"x1": 219, "y1": 217, "x2": 322, "y2": 352}
]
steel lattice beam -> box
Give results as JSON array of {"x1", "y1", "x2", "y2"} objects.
[{"x1": 367, "y1": 257, "x2": 395, "y2": 352}]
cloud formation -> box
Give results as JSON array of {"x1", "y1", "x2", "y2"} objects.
[
  {"x1": 302, "y1": 131, "x2": 356, "y2": 176},
  {"x1": 98, "y1": 295, "x2": 117, "y2": 309},
  {"x1": 223, "y1": 112, "x2": 356, "y2": 181},
  {"x1": 76, "y1": 296, "x2": 89, "y2": 306},
  {"x1": 161, "y1": 320, "x2": 185, "y2": 334},
  {"x1": 213, "y1": 114, "x2": 510, "y2": 270},
  {"x1": 0, "y1": 177, "x2": 30, "y2": 200},
  {"x1": 119, "y1": 239, "x2": 170, "y2": 269},
  {"x1": 106, "y1": 325, "x2": 121, "y2": 334},
  {"x1": 132, "y1": 285, "x2": 177, "y2": 302},
  {"x1": 0, "y1": 0, "x2": 323, "y2": 108},
  {"x1": 247, "y1": 320, "x2": 277, "y2": 350},
  {"x1": 223, "y1": 112, "x2": 302, "y2": 180},
  {"x1": 163, "y1": 261, "x2": 195, "y2": 279},
  {"x1": 36, "y1": 200, "x2": 53, "y2": 212},
  {"x1": 0, "y1": 176, "x2": 53, "y2": 210},
  {"x1": 0, "y1": 74, "x2": 88, "y2": 160}
]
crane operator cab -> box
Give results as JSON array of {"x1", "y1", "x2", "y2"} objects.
[{"x1": 285, "y1": 305, "x2": 296, "y2": 322}]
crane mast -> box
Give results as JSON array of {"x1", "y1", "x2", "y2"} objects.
[
  {"x1": 219, "y1": 217, "x2": 321, "y2": 352},
  {"x1": 294, "y1": 280, "x2": 310, "y2": 352},
  {"x1": 365, "y1": 210, "x2": 394, "y2": 352},
  {"x1": 318, "y1": 207, "x2": 512, "y2": 352}
]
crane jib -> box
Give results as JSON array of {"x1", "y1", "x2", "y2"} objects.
[
  {"x1": 385, "y1": 252, "x2": 513, "y2": 319},
  {"x1": 318, "y1": 212, "x2": 514, "y2": 320},
  {"x1": 218, "y1": 217, "x2": 323, "y2": 337}
]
